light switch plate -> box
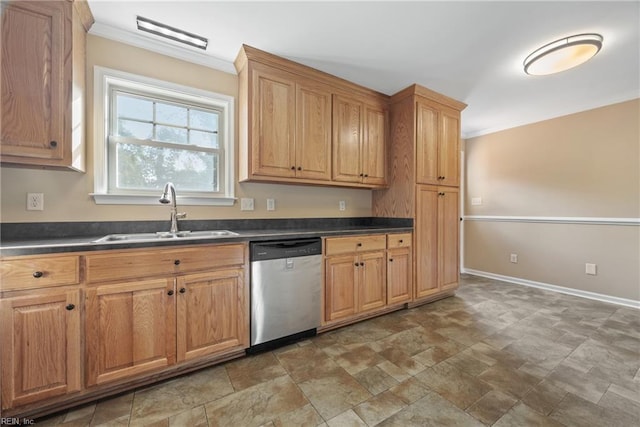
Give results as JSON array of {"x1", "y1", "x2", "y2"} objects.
[{"x1": 266, "y1": 198, "x2": 275, "y2": 211}]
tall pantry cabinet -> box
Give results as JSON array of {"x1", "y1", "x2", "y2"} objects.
[{"x1": 373, "y1": 85, "x2": 466, "y2": 304}]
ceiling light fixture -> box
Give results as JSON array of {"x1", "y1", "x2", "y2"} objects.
[
  {"x1": 524, "y1": 33, "x2": 603, "y2": 76},
  {"x1": 136, "y1": 16, "x2": 208, "y2": 50}
]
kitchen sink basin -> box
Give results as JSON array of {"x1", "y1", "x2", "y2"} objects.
[{"x1": 92, "y1": 230, "x2": 239, "y2": 244}]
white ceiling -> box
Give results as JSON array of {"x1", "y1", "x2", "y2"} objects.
[{"x1": 87, "y1": 0, "x2": 640, "y2": 138}]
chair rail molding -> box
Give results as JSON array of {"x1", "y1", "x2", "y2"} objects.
[{"x1": 463, "y1": 215, "x2": 640, "y2": 226}]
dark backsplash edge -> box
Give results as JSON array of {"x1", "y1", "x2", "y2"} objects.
[{"x1": 1, "y1": 217, "x2": 413, "y2": 241}]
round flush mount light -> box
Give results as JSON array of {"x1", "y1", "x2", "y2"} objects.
[{"x1": 524, "y1": 33, "x2": 603, "y2": 76}]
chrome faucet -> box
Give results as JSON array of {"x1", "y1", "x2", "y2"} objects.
[{"x1": 159, "y1": 182, "x2": 186, "y2": 234}]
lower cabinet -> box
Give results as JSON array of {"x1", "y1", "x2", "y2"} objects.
[
  {"x1": 0, "y1": 288, "x2": 81, "y2": 410},
  {"x1": 415, "y1": 185, "x2": 459, "y2": 300},
  {"x1": 386, "y1": 233, "x2": 412, "y2": 305},
  {"x1": 176, "y1": 269, "x2": 247, "y2": 363},
  {"x1": 0, "y1": 243, "x2": 249, "y2": 417},
  {"x1": 85, "y1": 278, "x2": 176, "y2": 387},
  {"x1": 323, "y1": 233, "x2": 412, "y2": 327},
  {"x1": 324, "y1": 251, "x2": 386, "y2": 322},
  {"x1": 84, "y1": 243, "x2": 249, "y2": 387}
]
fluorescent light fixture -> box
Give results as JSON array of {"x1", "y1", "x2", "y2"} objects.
[
  {"x1": 524, "y1": 33, "x2": 603, "y2": 76},
  {"x1": 136, "y1": 16, "x2": 208, "y2": 50}
]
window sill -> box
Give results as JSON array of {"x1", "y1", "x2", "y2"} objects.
[{"x1": 91, "y1": 193, "x2": 236, "y2": 206}]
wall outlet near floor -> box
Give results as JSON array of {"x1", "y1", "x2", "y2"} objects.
[
  {"x1": 510, "y1": 253, "x2": 518, "y2": 263},
  {"x1": 27, "y1": 193, "x2": 44, "y2": 211},
  {"x1": 585, "y1": 263, "x2": 597, "y2": 275},
  {"x1": 339, "y1": 200, "x2": 346, "y2": 211},
  {"x1": 471, "y1": 197, "x2": 482, "y2": 206},
  {"x1": 240, "y1": 197, "x2": 254, "y2": 211},
  {"x1": 266, "y1": 198, "x2": 275, "y2": 211}
]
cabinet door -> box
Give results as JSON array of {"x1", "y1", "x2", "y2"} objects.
[
  {"x1": 415, "y1": 186, "x2": 439, "y2": 299},
  {"x1": 85, "y1": 278, "x2": 176, "y2": 386},
  {"x1": 251, "y1": 67, "x2": 296, "y2": 177},
  {"x1": 332, "y1": 95, "x2": 363, "y2": 183},
  {"x1": 324, "y1": 255, "x2": 357, "y2": 321},
  {"x1": 296, "y1": 84, "x2": 332, "y2": 180},
  {"x1": 415, "y1": 102, "x2": 439, "y2": 185},
  {"x1": 1, "y1": 1, "x2": 66, "y2": 161},
  {"x1": 176, "y1": 269, "x2": 248, "y2": 362},
  {"x1": 439, "y1": 109, "x2": 460, "y2": 187},
  {"x1": 387, "y1": 247, "x2": 412, "y2": 305},
  {"x1": 363, "y1": 104, "x2": 387, "y2": 186},
  {"x1": 1, "y1": 289, "x2": 80, "y2": 410},
  {"x1": 358, "y1": 252, "x2": 386, "y2": 313},
  {"x1": 439, "y1": 187, "x2": 460, "y2": 291}
]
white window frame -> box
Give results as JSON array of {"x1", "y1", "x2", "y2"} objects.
[{"x1": 91, "y1": 66, "x2": 235, "y2": 206}]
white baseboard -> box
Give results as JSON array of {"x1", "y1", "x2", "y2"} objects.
[{"x1": 462, "y1": 268, "x2": 640, "y2": 309}]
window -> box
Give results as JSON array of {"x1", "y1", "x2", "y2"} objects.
[{"x1": 92, "y1": 66, "x2": 234, "y2": 205}]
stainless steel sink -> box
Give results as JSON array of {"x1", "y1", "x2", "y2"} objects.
[{"x1": 92, "y1": 230, "x2": 239, "y2": 244}]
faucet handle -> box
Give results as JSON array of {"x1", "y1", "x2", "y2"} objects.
[{"x1": 176, "y1": 212, "x2": 187, "y2": 220}]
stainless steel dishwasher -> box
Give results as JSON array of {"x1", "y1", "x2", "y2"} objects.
[{"x1": 249, "y1": 238, "x2": 322, "y2": 352}]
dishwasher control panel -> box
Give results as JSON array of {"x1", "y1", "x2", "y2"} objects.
[{"x1": 250, "y1": 238, "x2": 322, "y2": 261}]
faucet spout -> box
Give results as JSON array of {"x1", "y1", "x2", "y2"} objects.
[{"x1": 159, "y1": 182, "x2": 185, "y2": 234}]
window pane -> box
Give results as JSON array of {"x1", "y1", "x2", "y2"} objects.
[
  {"x1": 156, "y1": 102, "x2": 187, "y2": 126},
  {"x1": 190, "y1": 130, "x2": 218, "y2": 148},
  {"x1": 117, "y1": 119, "x2": 152, "y2": 139},
  {"x1": 116, "y1": 143, "x2": 217, "y2": 192},
  {"x1": 190, "y1": 109, "x2": 218, "y2": 131},
  {"x1": 116, "y1": 94, "x2": 152, "y2": 121},
  {"x1": 156, "y1": 125, "x2": 188, "y2": 144}
]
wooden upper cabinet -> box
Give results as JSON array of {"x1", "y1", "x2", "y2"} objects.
[
  {"x1": 1, "y1": 289, "x2": 81, "y2": 410},
  {"x1": 416, "y1": 100, "x2": 460, "y2": 187},
  {"x1": 333, "y1": 95, "x2": 387, "y2": 186},
  {"x1": 245, "y1": 63, "x2": 332, "y2": 181},
  {"x1": 363, "y1": 103, "x2": 387, "y2": 186},
  {"x1": 251, "y1": 66, "x2": 297, "y2": 178},
  {"x1": 1, "y1": 0, "x2": 93, "y2": 170},
  {"x1": 295, "y1": 83, "x2": 332, "y2": 180},
  {"x1": 333, "y1": 95, "x2": 363, "y2": 183},
  {"x1": 235, "y1": 44, "x2": 387, "y2": 188},
  {"x1": 416, "y1": 103, "x2": 439, "y2": 185},
  {"x1": 439, "y1": 110, "x2": 461, "y2": 187}
]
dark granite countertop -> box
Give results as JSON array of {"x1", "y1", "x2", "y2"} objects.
[{"x1": 0, "y1": 218, "x2": 412, "y2": 256}]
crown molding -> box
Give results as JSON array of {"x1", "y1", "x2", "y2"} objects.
[{"x1": 89, "y1": 22, "x2": 236, "y2": 75}]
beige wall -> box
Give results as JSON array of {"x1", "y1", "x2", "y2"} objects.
[
  {"x1": 0, "y1": 35, "x2": 372, "y2": 223},
  {"x1": 464, "y1": 99, "x2": 640, "y2": 301}
]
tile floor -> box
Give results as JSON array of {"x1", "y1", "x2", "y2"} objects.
[{"x1": 38, "y1": 274, "x2": 640, "y2": 426}]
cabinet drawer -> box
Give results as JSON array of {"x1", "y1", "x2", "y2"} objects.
[
  {"x1": 86, "y1": 243, "x2": 246, "y2": 284},
  {"x1": 325, "y1": 235, "x2": 386, "y2": 256},
  {"x1": 0, "y1": 255, "x2": 80, "y2": 291},
  {"x1": 387, "y1": 233, "x2": 412, "y2": 249}
]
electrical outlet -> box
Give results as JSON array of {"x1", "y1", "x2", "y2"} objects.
[
  {"x1": 585, "y1": 263, "x2": 597, "y2": 275},
  {"x1": 240, "y1": 198, "x2": 254, "y2": 211},
  {"x1": 510, "y1": 253, "x2": 518, "y2": 263},
  {"x1": 471, "y1": 197, "x2": 482, "y2": 205},
  {"x1": 339, "y1": 200, "x2": 346, "y2": 211},
  {"x1": 266, "y1": 198, "x2": 275, "y2": 211},
  {"x1": 27, "y1": 193, "x2": 44, "y2": 211}
]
